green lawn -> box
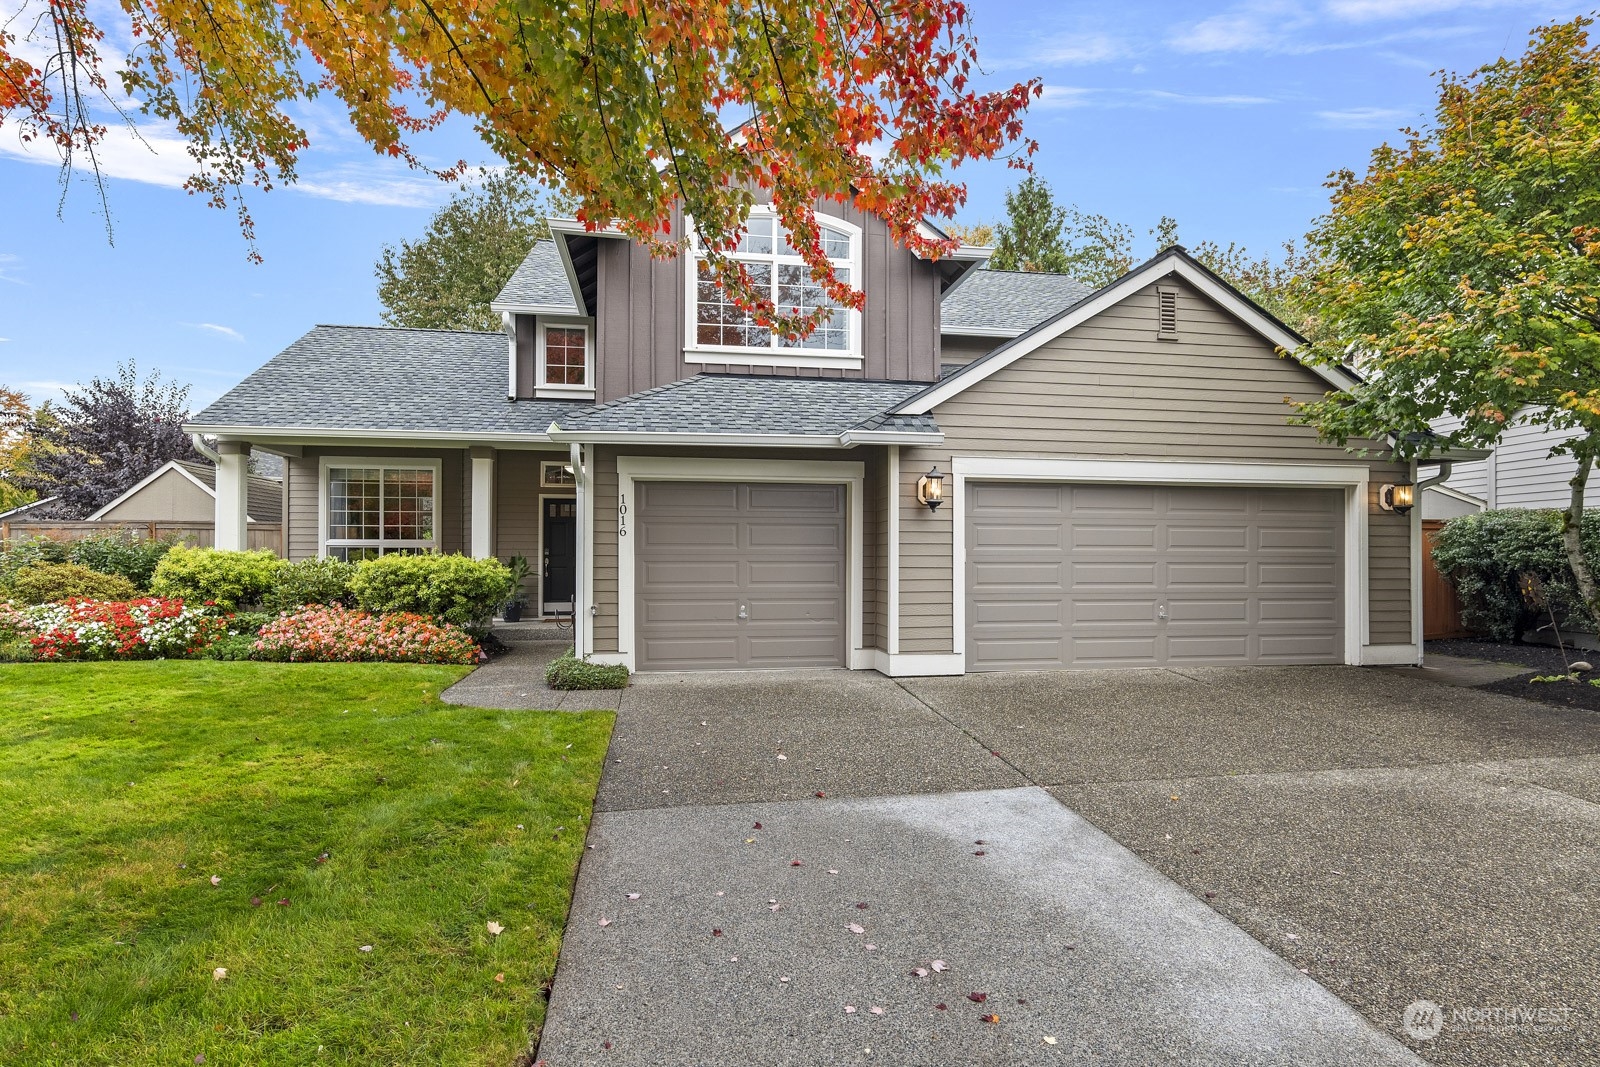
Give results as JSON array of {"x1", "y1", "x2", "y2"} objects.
[{"x1": 0, "y1": 661, "x2": 613, "y2": 1066}]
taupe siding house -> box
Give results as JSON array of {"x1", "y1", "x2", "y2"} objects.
[{"x1": 187, "y1": 200, "x2": 1442, "y2": 674}]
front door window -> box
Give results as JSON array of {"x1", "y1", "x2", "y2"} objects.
[{"x1": 542, "y1": 498, "x2": 577, "y2": 610}]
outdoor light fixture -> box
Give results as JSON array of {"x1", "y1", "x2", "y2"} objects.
[
  {"x1": 1378, "y1": 483, "x2": 1416, "y2": 515},
  {"x1": 916, "y1": 467, "x2": 945, "y2": 512}
]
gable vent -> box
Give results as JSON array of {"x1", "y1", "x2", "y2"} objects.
[{"x1": 1157, "y1": 286, "x2": 1179, "y2": 339}]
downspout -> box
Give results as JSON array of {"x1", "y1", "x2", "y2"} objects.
[
  {"x1": 1417, "y1": 458, "x2": 1454, "y2": 494},
  {"x1": 570, "y1": 441, "x2": 587, "y2": 659},
  {"x1": 191, "y1": 433, "x2": 222, "y2": 465}
]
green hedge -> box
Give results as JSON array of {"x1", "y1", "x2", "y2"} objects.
[
  {"x1": 8, "y1": 562, "x2": 139, "y2": 605},
  {"x1": 544, "y1": 649, "x2": 630, "y2": 691},
  {"x1": 348, "y1": 553, "x2": 513, "y2": 636},
  {"x1": 1432, "y1": 508, "x2": 1600, "y2": 641},
  {"x1": 265, "y1": 557, "x2": 357, "y2": 613},
  {"x1": 150, "y1": 545, "x2": 287, "y2": 610}
]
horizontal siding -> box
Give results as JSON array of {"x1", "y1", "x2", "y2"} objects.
[
  {"x1": 1430, "y1": 414, "x2": 1489, "y2": 500},
  {"x1": 1497, "y1": 415, "x2": 1581, "y2": 509},
  {"x1": 898, "y1": 278, "x2": 1410, "y2": 655},
  {"x1": 285, "y1": 447, "x2": 470, "y2": 561},
  {"x1": 940, "y1": 334, "x2": 1001, "y2": 367}
]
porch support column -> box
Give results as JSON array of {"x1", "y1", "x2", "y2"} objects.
[
  {"x1": 571, "y1": 442, "x2": 587, "y2": 659},
  {"x1": 469, "y1": 447, "x2": 496, "y2": 559},
  {"x1": 214, "y1": 441, "x2": 250, "y2": 552}
]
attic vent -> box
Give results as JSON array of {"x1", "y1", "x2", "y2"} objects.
[{"x1": 1157, "y1": 287, "x2": 1179, "y2": 339}]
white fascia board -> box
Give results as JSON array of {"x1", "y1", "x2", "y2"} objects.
[
  {"x1": 87, "y1": 461, "x2": 213, "y2": 520},
  {"x1": 489, "y1": 301, "x2": 582, "y2": 315},
  {"x1": 1424, "y1": 483, "x2": 1486, "y2": 507},
  {"x1": 547, "y1": 216, "x2": 626, "y2": 238},
  {"x1": 902, "y1": 255, "x2": 1358, "y2": 415},
  {"x1": 546, "y1": 427, "x2": 846, "y2": 448},
  {"x1": 182, "y1": 423, "x2": 555, "y2": 447},
  {"x1": 951, "y1": 456, "x2": 1371, "y2": 487},
  {"x1": 939, "y1": 326, "x2": 1024, "y2": 339},
  {"x1": 838, "y1": 429, "x2": 944, "y2": 446}
]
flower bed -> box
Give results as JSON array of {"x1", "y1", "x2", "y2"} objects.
[
  {"x1": 254, "y1": 605, "x2": 481, "y2": 664},
  {"x1": 7, "y1": 598, "x2": 232, "y2": 661}
]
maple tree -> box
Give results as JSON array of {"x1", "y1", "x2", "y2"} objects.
[
  {"x1": 1, "y1": 0, "x2": 1038, "y2": 338},
  {"x1": 1293, "y1": 17, "x2": 1600, "y2": 620}
]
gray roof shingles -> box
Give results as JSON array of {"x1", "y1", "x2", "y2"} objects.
[
  {"x1": 172, "y1": 459, "x2": 283, "y2": 523},
  {"x1": 551, "y1": 375, "x2": 940, "y2": 437},
  {"x1": 188, "y1": 325, "x2": 584, "y2": 436},
  {"x1": 493, "y1": 240, "x2": 579, "y2": 310},
  {"x1": 941, "y1": 268, "x2": 1092, "y2": 336}
]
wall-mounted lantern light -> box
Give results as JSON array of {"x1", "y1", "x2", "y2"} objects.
[
  {"x1": 916, "y1": 467, "x2": 945, "y2": 512},
  {"x1": 1378, "y1": 483, "x2": 1415, "y2": 515}
]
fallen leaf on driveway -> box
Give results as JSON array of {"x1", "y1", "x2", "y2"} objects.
[
  {"x1": 968, "y1": 992, "x2": 988, "y2": 1003},
  {"x1": 753, "y1": 822, "x2": 763, "y2": 830},
  {"x1": 911, "y1": 968, "x2": 928, "y2": 978},
  {"x1": 487, "y1": 922, "x2": 504, "y2": 936},
  {"x1": 844, "y1": 1005, "x2": 856, "y2": 1014},
  {"x1": 981, "y1": 1013, "x2": 1000, "y2": 1024},
  {"x1": 776, "y1": 754, "x2": 787, "y2": 761},
  {"x1": 931, "y1": 960, "x2": 948, "y2": 972},
  {"x1": 598, "y1": 918, "x2": 612, "y2": 928},
  {"x1": 790, "y1": 860, "x2": 803, "y2": 867},
  {"x1": 711, "y1": 928, "x2": 722, "y2": 937},
  {"x1": 769, "y1": 903, "x2": 782, "y2": 912},
  {"x1": 827, "y1": 869, "x2": 839, "y2": 875},
  {"x1": 864, "y1": 944, "x2": 877, "y2": 951},
  {"x1": 1042, "y1": 1036, "x2": 1058, "y2": 1045},
  {"x1": 627, "y1": 893, "x2": 640, "y2": 900},
  {"x1": 974, "y1": 851, "x2": 986, "y2": 857},
  {"x1": 869, "y1": 1006, "x2": 884, "y2": 1015},
  {"x1": 848, "y1": 923, "x2": 865, "y2": 934},
  {"x1": 1284, "y1": 933, "x2": 1299, "y2": 941},
  {"x1": 935, "y1": 1003, "x2": 948, "y2": 1011}
]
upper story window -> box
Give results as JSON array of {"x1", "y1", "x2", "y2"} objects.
[
  {"x1": 537, "y1": 320, "x2": 594, "y2": 396},
  {"x1": 686, "y1": 210, "x2": 862, "y2": 364}
]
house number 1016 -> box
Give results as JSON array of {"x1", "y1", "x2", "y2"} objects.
[{"x1": 618, "y1": 493, "x2": 628, "y2": 537}]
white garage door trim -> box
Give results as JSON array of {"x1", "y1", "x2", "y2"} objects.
[
  {"x1": 950, "y1": 458, "x2": 1373, "y2": 671},
  {"x1": 614, "y1": 456, "x2": 865, "y2": 672}
]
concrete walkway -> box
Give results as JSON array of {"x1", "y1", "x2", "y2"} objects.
[{"x1": 441, "y1": 660, "x2": 1600, "y2": 1066}]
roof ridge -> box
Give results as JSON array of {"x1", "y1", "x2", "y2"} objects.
[
  {"x1": 969, "y1": 267, "x2": 1089, "y2": 281},
  {"x1": 308, "y1": 324, "x2": 505, "y2": 337}
]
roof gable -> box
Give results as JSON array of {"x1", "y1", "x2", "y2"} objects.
[
  {"x1": 901, "y1": 247, "x2": 1358, "y2": 415},
  {"x1": 491, "y1": 240, "x2": 582, "y2": 314}
]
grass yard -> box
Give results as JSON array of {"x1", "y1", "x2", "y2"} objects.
[{"x1": 0, "y1": 661, "x2": 614, "y2": 1066}]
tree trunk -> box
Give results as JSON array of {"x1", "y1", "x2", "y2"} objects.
[{"x1": 1563, "y1": 441, "x2": 1600, "y2": 628}]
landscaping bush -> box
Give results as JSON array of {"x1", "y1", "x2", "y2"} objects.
[
  {"x1": 197, "y1": 632, "x2": 260, "y2": 661},
  {"x1": 254, "y1": 604, "x2": 481, "y2": 664},
  {"x1": 65, "y1": 531, "x2": 179, "y2": 590},
  {"x1": 226, "y1": 610, "x2": 275, "y2": 635},
  {"x1": 265, "y1": 556, "x2": 357, "y2": 612},
  {"x1": 349, "y1": 553, "x2": 513, "y2": 636},
  {"x1": 544, "y1": 648, "x2": 630, "y2": 690},
  {"x1": 1432, "y1": 508, "x2": 1600, "y2": 641},
  {"x1": 8, "y1": 562, "x2": 139, "y2": 604},
  {"x1": 150, "y1": 545, "x2": 286, "y2": 610},
  {"x1": 0, "y1": 536, "x2": 69, "y2": 587},
  {"x1": 14, "y1": 597, "x2": 232, "y2": 660}
]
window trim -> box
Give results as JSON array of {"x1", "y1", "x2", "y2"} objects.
[
  {"x1": 682, "y1": 207, "x2": 864, "y2": 368},
  {"x1": 317, "y1": 456, "x2": 443, "y2": 560},
  {"x1": 535, "y1": 317, "x2": 595, "y2": 398},
  {"x1": 540, "y1": 460, "x2": 577, "y2": 488}
]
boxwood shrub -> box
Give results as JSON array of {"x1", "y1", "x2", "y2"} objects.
[
  {"x1": 348, "y1": 553, "x2": 513, "y2": 636},
  {"x1": 265, "y1": 557, "x2": 357, "y2": 612},
  {"x1": 1432, "y1": 508, "x2": 1600, "y2": 641},
  {"x1": 150, "y1": 545, "x2": 287, "y2": 610},
  {"x1": 8, "y1": 562, "x2": 139, "y2": 604},
  {"x1": 544, "y1": 649, "x2": 630, "y2": 690}
]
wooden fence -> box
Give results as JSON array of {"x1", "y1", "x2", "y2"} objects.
[
  {"x1": 1421, "y1": 519, "x2": 1470, "y2": 640},
  {"x1": 0, "y1": 520, "x2": 283, "y2": 555}
]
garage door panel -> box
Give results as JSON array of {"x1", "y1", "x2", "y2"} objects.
[
  {"x1": 969, "y1": 483, "x2": 1343, "y2": 670},
  {"x1": 970, "y1": 483, "x2": 1063, "y2": 510},
  {"x1": 636, "y1": 481, "x2": 846, "y2": 671}
]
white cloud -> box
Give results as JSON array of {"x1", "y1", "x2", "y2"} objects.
[
  {"x1": 0, "y1": 253, "x2": 22, "y2": 285},
  {"x1": 1324, "y1": 0, "x2": 1518, "y2": 21},
  {"x1": 1170, "y1": 12, "x2": 1290, "y2": 54},
  {"x1": 1316, "y1": 106, "x2": 1417, "y2": 128},
  {"x1": 1034, "y1": 85, "x2": 1273, "y2": 111},
  {"x1": 1139, "y1": 89, "x2": 1274, "y2": 106},
  {"x1": 16, "y1": 380, "x2": 75, "y2": 405},
  {"x1": 1024, "y1": 33, "x2": 1129, "y2": 67},
  {"x1": 184, "y1": 322, "x2": 245, "y2": 341},
  {"x1": 1033, "y1": 85, "x2": 1100, "y2": 110}
]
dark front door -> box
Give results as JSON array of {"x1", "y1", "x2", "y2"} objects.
[{"x1": 542, "y1": 498, "x2": 577, "y2": 610}]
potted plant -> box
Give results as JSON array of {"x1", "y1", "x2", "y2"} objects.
[{"x1": 502, "y1": 554, "x2": 531, "y2": 622}]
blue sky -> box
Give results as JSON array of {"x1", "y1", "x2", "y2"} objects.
[{"x1": 0, "y1": 0, "x2": 1589, "y2": 412}]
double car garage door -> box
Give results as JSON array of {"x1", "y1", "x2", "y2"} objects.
[{"x1": 631, "y1": 479, "x2": 1344, "y2": 672}]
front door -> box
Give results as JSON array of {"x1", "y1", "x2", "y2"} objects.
[{"x1": 542, "y1": 498, "x2": 577, "y2": 612}]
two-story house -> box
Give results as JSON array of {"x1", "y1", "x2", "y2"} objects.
[{"x1": 186, "y1": 196, "x2": 1424, "y2": 674}]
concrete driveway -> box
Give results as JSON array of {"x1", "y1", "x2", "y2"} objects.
[{"x1": 453, "y1": 655, "x2": 1600, "y2": 1066}]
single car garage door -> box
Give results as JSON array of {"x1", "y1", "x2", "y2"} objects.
[
  {"x1": 967, "y1": 483, "x2": 1343, "y2": 671},
  {"x1": 635, "y1": 481, "x2": 847, "y2": 670}
]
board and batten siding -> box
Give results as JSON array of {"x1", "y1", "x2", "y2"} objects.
[
  {"x1": 586, "y1": 444, "x2": 886, "y2": 655},
  {"x1": 592, "y1": 199, "x2": 943, "y2": 403},
  {"x1": 897, "y1": 278, "x2": 1413, "y2": 655},
  {"x1": 285, "y1": 447, "x2": 472, "y2": 561}
]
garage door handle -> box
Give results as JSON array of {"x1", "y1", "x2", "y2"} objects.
[
  {"x1": 737, "y1": 603, "x2": 749, "y2": 620},
  {"x1": 1157, "y1": 604, "x2": 1168, "y2": 621}
]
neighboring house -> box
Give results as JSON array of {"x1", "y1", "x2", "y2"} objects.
[
  {"x1": 88, "y1": 459, "x2": 283, "y2": 524},
  {"x1": 187, "y1": 199, "x2": 1430, "y2": 674},
  {"x1": 1423, "y1": 411, "x2": 1585, "y2": 519},
  {"x1": 0, "y1": 496, "x2": 61, "y2": 522}
]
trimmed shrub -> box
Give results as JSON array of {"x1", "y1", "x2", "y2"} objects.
[
  {"x1": 254, "y1": 605, "x2": 480, "y2": 664},
  {"x1": 16, "y1": 598, "x2": 232, "y2": 660},
  {"x1": 0, "y1": 537, "x2": 70, "y2": 587},
  {"x1": 66, "y1": 531, "x2": 179, "y2": 590},
  {"x1": 198, "y1": 633, "x2": 260, "y2": 661},
  {"x1": 226, "y1": 611, "x2": 275, "y2": 636},
  {"x1": 544, "y1": 649, "x2": 630, "y2": 691},
  {"x1": 265, "y1": 557, "x2": 357, "y2": 613},
  {"x1": 9, "y1": 562, "x2": 139, "y2": 605},
  {"x1": 150, "y1": 545, "x2": 287, "y2": 610},
  {"x1": 1432, "y1": 508, "x2": 1600, "y2": 641},
  {"x1": 349, "y1": 553, "x2": 513, "y2": 636}
]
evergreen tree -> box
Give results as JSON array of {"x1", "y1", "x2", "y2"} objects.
[{"x1": 989, "y1": 176, "x2": 1072, "y2": 273}]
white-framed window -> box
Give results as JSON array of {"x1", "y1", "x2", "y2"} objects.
[
  {"x1": 684, "y1": 208, "x2": 862, "y2": 365},
  {"x1": 319, "y1": 458, "x2": 441, "y2": 560},
  {"x1": 540, "y1": 460, "x2": 576, "y2": 488},
  {"x1": 536, "y1": 319, "x2": 594, "y2": 396}
]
